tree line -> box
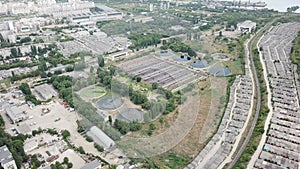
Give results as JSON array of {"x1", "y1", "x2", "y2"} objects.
[
  {"x1": 160, "y1": 39, "x2": 197, "y2": 57},
  {"x1": 128, "y1": 33, "x2": 163, "y2": 50}
]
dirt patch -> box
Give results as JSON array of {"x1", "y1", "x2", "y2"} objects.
[{"x1": 172, "y1": 77, "x2": 228, "y2": 158}]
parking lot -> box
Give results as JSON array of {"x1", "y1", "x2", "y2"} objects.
[{"x1": 2, "y1": 101, "x2": 79, "y2": 136}]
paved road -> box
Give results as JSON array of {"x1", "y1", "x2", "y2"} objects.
[{"x1": 227, "y1": 22, "x2": 274, "y2": 169}]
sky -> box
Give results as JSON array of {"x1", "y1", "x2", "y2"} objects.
[{"x1": 252, "y1": 0, "x2": 300, "y2": 12}]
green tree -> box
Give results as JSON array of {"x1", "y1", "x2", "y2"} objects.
[
  {"x1": 30, "y1": 46, "x2": 37, "y2": 55},
  {"x1": 62, "y1": 130, "x2": 71, "y2": 139},
  {"x1": 152, "y1": 82, "x2": 158, "y2": 90},
  {"x1": 94, "y1": 143, "x2": 104, "y2": 152},
  {"x1": 38, "y1": 61, "x2": 48, "y2": 71},
  {"x1": 40, "y1": 71, "x2": 47, "y2": 78},
  {"x1": 0, "y1": 115, "x2": 4, "y2": 127},
  {"x1": 287, "y1": 6, "x2": 299, "y2": 13},
  {"x1": 136, "y1": 76, "x2": 142, "y2": 82},
  {"x1": 149, "y1": 123, "x2": 156, "y2": 130},
  {"x1": 78, "y1": 146, "x2": 85, "y2": 154},
  {"x1": 10, "y1": 48, "x2": 18, "y2": 58},
  {"x1": 85, "y1": 136, "x2": 93, "y2": 142},
  {"x1": 54, "y1": 70, "x2": 63, "y2": 75},
  {"x1": 108, "y1": 116, "x2": 112, "y2": 125},
  {"x1": 129, "y1": 121, "x2": 141, "y2": 131},
  {"x1": 65, "y1": 65, "x2": 74, "y2": 72},
  {"x1": 20, "y1": 37, "x2": 31, "y2": 43},
  {"x1": 30, "y1": 155, "x2": 41, "y2": 168},
  {"x1": 19, "y1": 83, "x2": 31, "y2": 95},
  {"x1": 63, "y1": 157, "x2": 69, "y2": 164},
  {"x1": 114, "y1": 119, "x2": 130, "y2": 134},
  {"x1": 159, "y1": 117, "x2": 164, "y2": 125},
  {"x1": 67, "y1": 162, "x2": 73, "y2": 168},
  {"x1": 109, "y1": 66, "x2": 116, "y2": 76},
  {"x1": 98, "y1": 55, "x2": 105, "y2": 67}
]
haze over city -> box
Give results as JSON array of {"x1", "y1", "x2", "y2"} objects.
[{"x1": 0, "y1": 0, "x2": 299, "y2": 169}]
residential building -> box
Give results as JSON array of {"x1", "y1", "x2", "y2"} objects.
[{"x1": 0, "y1": 145, "x2": 17, "y2": 169}]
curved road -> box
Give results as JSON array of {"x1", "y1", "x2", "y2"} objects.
[{"x1": 227, "y1": 22, "x2": 273, "y2": 169}]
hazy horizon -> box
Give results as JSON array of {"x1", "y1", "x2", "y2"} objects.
[{"x1": 251, "y1": 0, "x2": 300, "y2": 12}]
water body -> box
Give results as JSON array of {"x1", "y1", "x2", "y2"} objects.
[{"x1": 252, "y1": 0, "x2": 300, "y2": 12}]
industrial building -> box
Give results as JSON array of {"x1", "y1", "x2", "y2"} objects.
[
  {"x1": 86, "y1": 126, "x2": 115, "y2": 150},
  {"x1": 32, "y1": 84, "x2": 58, "y2": 101},
  {"x1": 5, "y1": 105, "x2": 28, "y2": 124},
  {"x1": 237, "y1": 20, "x2": 256, "y2": 33}
]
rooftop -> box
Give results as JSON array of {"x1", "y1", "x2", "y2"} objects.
[
  {"x1": 87, "y1": 126, "x2": 115, "y2": 150},
  {"x1": 5, "y1": 104, "x2": 28, "y2": 123},
  {"x1": 0, "y1": 145, "x2": 15, "y2": 166},
  {"x1": 32, "y1": 84, "x2": 58, "y2": 101},
  {"x1": 80, "y1": 160, "x2": 101, "y2": 169},
  {"x1": 237, "y1": 20, "x2": 256, "y2": 28}
]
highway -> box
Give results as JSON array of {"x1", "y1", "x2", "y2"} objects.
[{"x1": 227, "y1": 22, "x2": 273, "y2": 169}]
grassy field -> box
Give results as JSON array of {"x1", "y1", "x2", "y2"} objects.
[
  {"x1": 291, "y1": 32, "x2": 300, "y2": 78},
  {"x1": 122, "y1": 77, "x2": 229, "y2": 168},
  {"x1": 0, "y1": 78, "x2": 11, "y2": 92},
  {"x1": 79, "y1": 85, "x2": 106, "y2": 99},
  {"x1": 170, "y1": 77, "x2": 228, "y2": 159},
  {"x1": 223, "y1": 60, "x2": 243, "y2": 75}
]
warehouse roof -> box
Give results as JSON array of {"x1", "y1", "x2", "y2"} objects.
[{"x1": 87, "y1": 126, "x2": 115, "y2": 150}]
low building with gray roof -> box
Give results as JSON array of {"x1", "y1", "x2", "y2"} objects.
[
  {"x1": 5, "y1": 105, "x2": 28, "y2": 124},
  {"x1": 0, "y1": 145, "x2": 17, "y2": 169},
  {"x1": 32, "y1": 84, "x2": 58, "y2": 101},
  {"x1": 86, "y1": 126, "x2": 115, "y2": 150},
  {"x1": 80, "y1": 160, "x2": 101, "y2": 169},
  {"x1": 116, "y1": 108, "x2": 144, "y2": 123},
  {"x1": 237, "y1": 20, "x2": 256, "y2": 33}
]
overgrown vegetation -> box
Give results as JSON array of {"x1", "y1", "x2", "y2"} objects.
[
  {"x1": 49, "y1": 75, "x2": 74, "y2": 107},
  {"x1": 160, "y1": 39, "x2": 197, "y2": 57},
  {"x1": 114, "y1": 119, "x2": 142, "y2": 135},
  {"x1": 128, "y1": 33, "x2": 163, "y2": 50},
  {"x1": 291, "y1": 31, "x2": 300, "y2": 78},
  {"x1": 129, "y1": 152, "x2": 189, "y2": 169}
]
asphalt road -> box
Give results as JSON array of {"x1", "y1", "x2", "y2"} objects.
[{"x1": 227, "y1": 23, "x2": 273, "y2": 169}]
